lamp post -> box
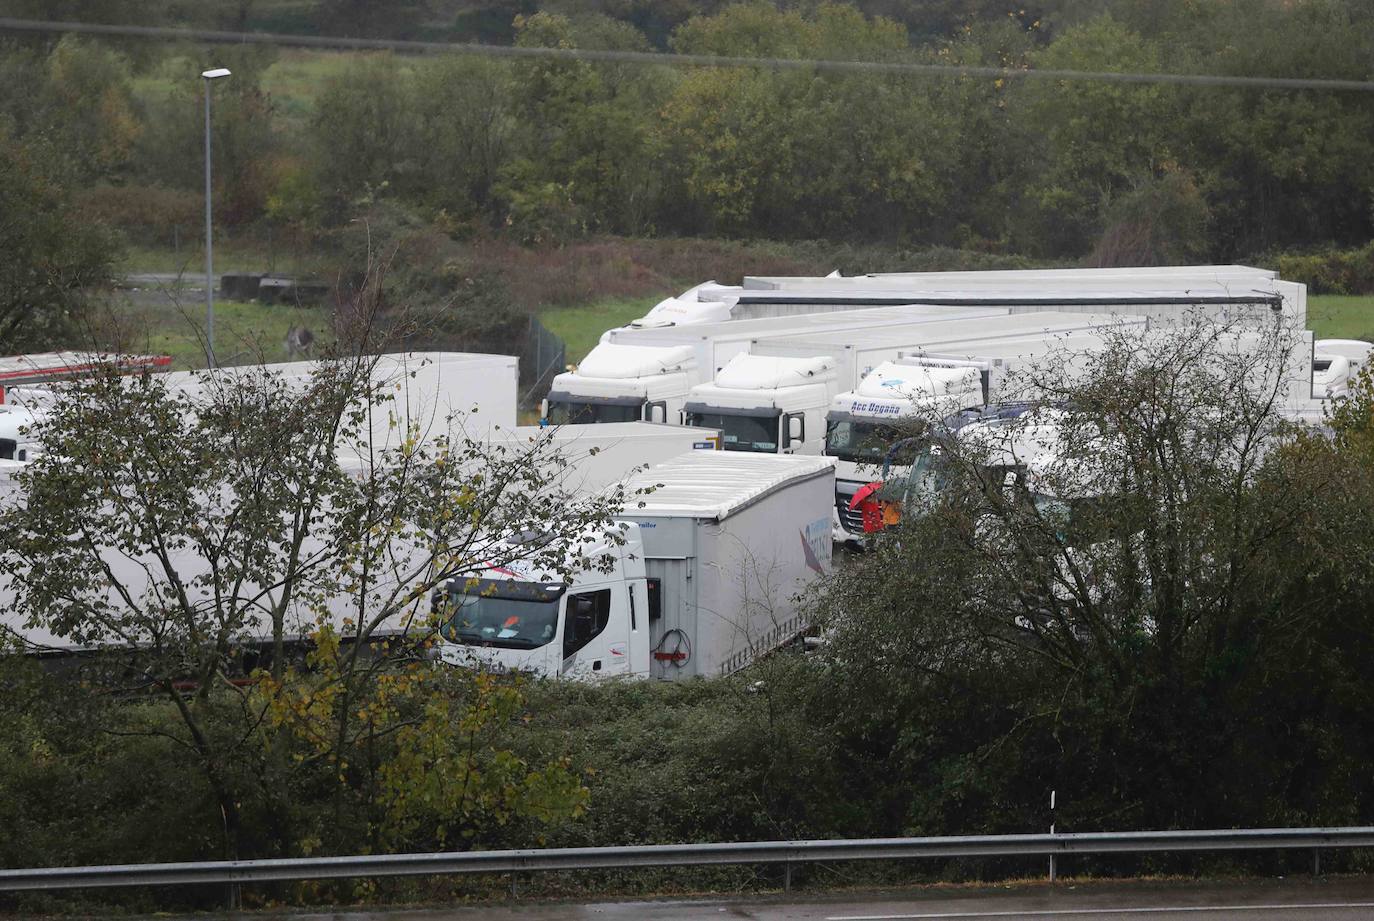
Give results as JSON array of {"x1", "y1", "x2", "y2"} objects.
[{"x1": 201, "y1": 67, "x2": 232, "y2": 369}]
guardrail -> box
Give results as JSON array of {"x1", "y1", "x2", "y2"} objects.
[{"x1": 2, "y1": 827, "x2": 1373, "y2": 893}]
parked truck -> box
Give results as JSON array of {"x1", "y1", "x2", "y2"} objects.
[
  {"x1": 828, "y1": 330, "x2": 1133, "y2": 542},
  {"x1": 0, "y1": 352, "x2": 172, "y2": 462},
  {"x1": 544, "y1": 305, "x2": 1006, "y2": 427},
  {"x1": 433, "y1": 451, "x2": 835, "y2": 680},
  {"x1": 681, "y1": 312, "x2": 1148, "y2": 459}
]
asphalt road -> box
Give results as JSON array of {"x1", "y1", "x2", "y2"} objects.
[{"x1": 209, "y1": 878, "x2": 1374, "y2": 921}]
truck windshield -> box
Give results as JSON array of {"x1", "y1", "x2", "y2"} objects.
[
  {"x1": 547, "y1": 399, "x2": 642, "y2": 425},
  {"x1": 441, "y1": 578, "x2": 566, "y2": 650},
  {"x1": 685, "y1": 412, "x2": 778, "y2": 453},
  {"x1": 826, "y1": 420, "x2": 921, "y2": 465},
  {"x1": 899, "y1": 447, "x2": 954, "y2": 506}
]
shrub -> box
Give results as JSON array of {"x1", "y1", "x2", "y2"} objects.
[
  {"x1": 74, "y1": 184, "x2": 202, "y2": 246},
  {"x1": 1271, "y1": 243, "x2": 1374, "y2": 295}
]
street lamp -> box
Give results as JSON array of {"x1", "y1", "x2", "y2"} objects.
[{"x1": 201, "y1": 67, "x2": 232, "y2": 369}]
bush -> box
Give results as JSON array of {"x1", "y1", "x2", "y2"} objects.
[
  {"x1": 1271, "y1": 243, "x2": 1374, "y2": 295},
  {"x1": 74, "y1": 184, "x2": 202, "y2": 246}
]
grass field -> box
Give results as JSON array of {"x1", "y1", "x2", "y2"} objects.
[
  {"x1": 1309, "y1": 295, "x2": 1374, "y2": 341},
  {"x1": 118, "y1": 298, "x2": 332, "y2": 370},
  {"x1": 120, "y1": 239, "x2": 311, "y2": 277},
  {"x1": 537, "y1": 297, "x2": 657, "y2": 364}
]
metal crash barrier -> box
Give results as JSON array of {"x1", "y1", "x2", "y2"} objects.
[{"x1": 2, "y1": 827, "x2": 1373, "y2": 892}]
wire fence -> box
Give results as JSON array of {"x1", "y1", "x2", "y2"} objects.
[{"x1": 521, "y1": 315, "x2": 566, "y2": 409}]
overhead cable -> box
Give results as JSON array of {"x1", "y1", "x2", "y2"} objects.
[{"x1": 3, "y1": 17, "x2": 1374, "y2": 93}]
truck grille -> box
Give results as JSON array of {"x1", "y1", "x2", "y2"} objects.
[{"x1": 835, "y1": 495, "x2": 865, "y2": 536}]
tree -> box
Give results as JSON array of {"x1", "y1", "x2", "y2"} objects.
[
  {"x1": 134, "y1": 45, "x2": 281, "y2": 225},
  {"x1": 0, "y1": 132, "x2": 119, "y2": 353},
  {"x1": 0, "y1": 292, "x2": 628, "y2": 858},
  {"x1": 499, "y1": 12, "x2": 669, "y2": 240},
  {"x1": 813, "y1": 319, "x2": 1374, "y2": 836}
]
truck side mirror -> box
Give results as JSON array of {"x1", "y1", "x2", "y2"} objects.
[
  {"x1": 648, "y1": 402, "x2": 666, "y2": 423},
  {"x1": 787, "y1": 415, "x2": 804, "y2": 445}
]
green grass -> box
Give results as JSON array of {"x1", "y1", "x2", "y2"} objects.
[
  {"x1": 1308, "y1": 295, "x2": 1374, "y2": 341},
  {"x1": 537, "y1": 297, "x2": 658, "y2": 364},
  {"x1": 121, "y1": 239, "x2": 310, "y2": 277},
  {"x1": 118, "y1": 299, "x2": 332, "y2": 371},
  {"x1": 258, "y1": 50, "x2": 366, "y2": 128}
]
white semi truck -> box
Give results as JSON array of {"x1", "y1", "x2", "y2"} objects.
[
  {"x1": 1, "y1": 420, "x2": 725, "y2": 656},
  {"x1": 681, "y1": 312, "x2": 1148, "y2": 459},
  {"x1": 1312, "y1": 339, "x2": 1374, "y2": 399},
  {"x1": 543, "y1": 305, "x2": 1006, "y2": 426},
  {"x1": 434, "y1": 451, "x2": 835, "y2": 680},
  {"x1": 828, "y1": 330, "x2": 1134, "y2": 542},
  {"x1": 0, "y1": 352, "x2": 173, "y2": 462}
]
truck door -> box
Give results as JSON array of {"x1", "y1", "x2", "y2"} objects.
[
  {"x1": 559, "y1": 587, "x2": 630, "y2": 678},
  {"x1": 645, "y1": 558, "x2": 692, "y2": 678}
]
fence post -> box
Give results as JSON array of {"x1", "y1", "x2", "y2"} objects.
[
  {"x1": 1313, "y1": 848, "x2": 1321, "y2": 877},
  {"x1": 783, "y1": 862, "x2": 793, "y2": 892}
]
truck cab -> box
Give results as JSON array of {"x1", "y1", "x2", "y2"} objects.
[
  {"x1": 434, "y1": 524, "x2": 653, "y2": 679},
  {"x1": 681, "y1": 353, "x2": 835, "y2": 454},
  {"x1": 0, "y1": 403, "x2": 40, "y2": 462},
  {"x1": 543, "y1": 343, "x2": 697, "y2": 426},
  {"x1": 625, "y1": 282, "x2": 743, "y2": 330},
  {"x1": 826, "y1": 362, "x2": 983, "y2": 542}
]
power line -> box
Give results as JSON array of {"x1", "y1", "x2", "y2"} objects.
[{"x1": 3, "y1": 16, "x2": 1374, "y2": 93}]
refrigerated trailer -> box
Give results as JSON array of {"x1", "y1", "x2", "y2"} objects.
[
  {"x1": 734, "y1": 265, "x2": 1306, "y2": 329},
  {"x1": 681, "y1": 312, "x2": 1149, "y2": 459},
  {"x1": 165, "y1": 351, "x2": 520, "y2": 447},
  {"x1": 544, "y1": 305, "x2": 1006, "y2": 426},
  {"x1": 1, "y1": 421, "x2": 724, "y2": 656},
  {"x1": 434, "y1": 451, "x2": 836, "y2": 680},
  {"x1": 494, "y1": 421, "x2": 722, "y2": 494},
  {"x1": 7, "y1": 352, "x2": 520, "y2": 465},
  {"x1": 626, "y1": 267, "x2": 1301, "y2": 330}
]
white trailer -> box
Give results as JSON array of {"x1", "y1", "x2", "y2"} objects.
[
  {"x1": 544, "y1": 305, "x2": 1006, "y2": 427},
  {"x1": 734, "y1": 265, "x2": 1306, "y2": 329},
  {"x1": 6, "y1": 352, "x2": 520, "y2": 465},
  {"x1": 681, "y1": 313, "x2": 1147, "y2": 460},
  {"x1": 495, "y1": 421, "x2": 722, "y2": 495},
  {"x1": 165, "y1": 351, "x2": 520, "y2": 448},
  {"x1": 434, "y1": 451, "x2": 835, "y2": 680},
  {"x1": 625, "y1": 267, "x2": 1298, "y2": 330}
]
